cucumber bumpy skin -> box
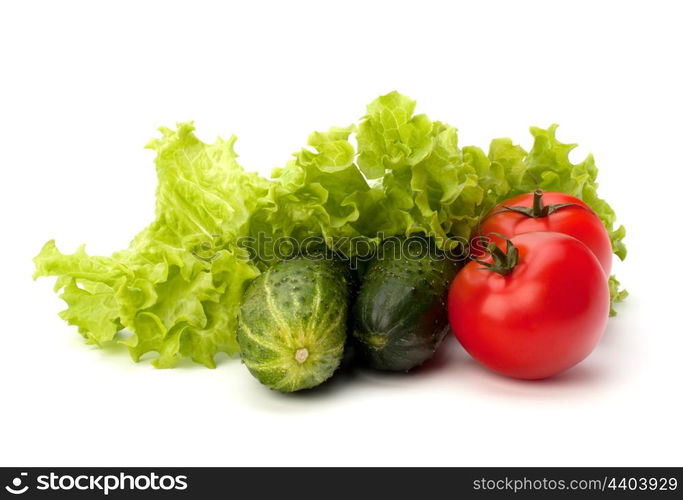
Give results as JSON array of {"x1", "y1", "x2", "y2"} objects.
[
  {"x1": 237, "y1": 258, "x2": 350, "y2": 392},
  {"x1": 352, "y1": 245, "x2": 458, "y2": 372}
]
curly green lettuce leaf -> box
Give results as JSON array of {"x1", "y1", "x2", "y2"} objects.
[
  {"x1": 355, "y1": 92, "x2": 501, "y2": 250},
  {"x1": 608, "y1": 275, "x2": 629, "y2": 316},
  {"x1": 34, "y1": 123, "x2": 266, "y2": 367},
  {"x1": 247, "y1": 125, "x2": 381, "y2": 265},
  {"x1": 357, "y1": 91, "x2": 433, "y2": 178},
  {"x1": 524, "y1": 124, "x2": 626, "y2": 261},
  {"x1": 485, "y1": 125, "x2": 627, "y2": 309}
]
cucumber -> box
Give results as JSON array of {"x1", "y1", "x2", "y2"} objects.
[
  {"x1": 237, "y1": 257, "x2": 350, "y2": 392},
  {"x1": 352, "y1": 239, "x2": 457, "y2": 371}
]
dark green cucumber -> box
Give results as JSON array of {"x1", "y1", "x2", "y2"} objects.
[
  {"x1": 237, "y1": 257, "x2": 350, "y2": 392},
  {"x1": 352, "y1": 241, "x2": 457, "y2": 371}
]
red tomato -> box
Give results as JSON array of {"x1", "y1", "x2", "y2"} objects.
[
  {"x1": 449, "y1": 232, "x2": 609, "y2": 379},
  {"x1": 472, "y1": 190, "x2": 612, "y2": 274}
]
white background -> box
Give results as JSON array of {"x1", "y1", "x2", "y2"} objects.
[{"x1": 1, "y1": 0, "x2": 682, "y2": 467}]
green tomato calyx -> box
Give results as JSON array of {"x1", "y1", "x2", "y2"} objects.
[
  {"x1": 496, "y1": 189, "x2": 583, "y2": 218},
  {"x1": 474, "y1": 234, "x2": 519, "y2": 276}
]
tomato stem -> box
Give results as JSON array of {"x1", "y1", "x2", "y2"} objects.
[
  {"x1": 531, "y1": 189, "x2": 545, "y2": 217},
  {"x1": 473, "y1": 234, "x2": 519, "y2": 276},
  {"x1": 491, "y1": 189, "x2": 585, "y2": 219}
]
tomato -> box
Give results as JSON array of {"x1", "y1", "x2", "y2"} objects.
[
  {"x1": 472, "y1": 190, "x2": 612, "y2": 274},
  {"x1": 448, "y1": 232, "x2": 609, "y2": 379}
]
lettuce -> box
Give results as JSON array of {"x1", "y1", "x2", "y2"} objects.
[
  {"x1": 34, "y1": 123, "x2": 266, "y2": 367},
  {"x1": 355, "y1": 92, "x2": 508, "y2": 249},
  {"x1": 34, "y1": 92, "x2": 627, "y2": 368},
  {"x1": 247, "y1": 125, "x2": 376, "y2": 266}
]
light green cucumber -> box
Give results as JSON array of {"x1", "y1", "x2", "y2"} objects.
[{"x1": 237, "y1": 257, "x2": 350, "y2": 392}]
